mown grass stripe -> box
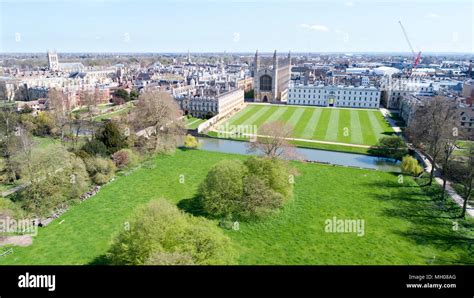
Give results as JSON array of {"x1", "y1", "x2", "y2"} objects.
[
  {"x1": 294, "y1": 108, "x2": 316, "y2": 138},
  {"x1": 325, "y1": 109, "x2": 340, "y2": 141},
  {"x1": 359, "y1": 111, "x2": 378, "y2": 145},
  {"x1": 338, "y1": 109, "x2": 351, "y2": 143},
  {"x1": 266, "y1": 106, "x2": 288, "y2": 123},
  {"x1": 240, "y1": 106, "x2": 271, "y2": 126},
  {"x1": 252, "y1": 107, "x2": 279, "y2": 126},
  {"x1": 229, "y1": 105, "x2": 262, "y2": 126},
  {"x1": 367, "y1": 111, "x2": 385, "y2": 143},
  {"x1": 349, "y1": 110, "x2": 364, "y2": 144},
  {"x1": 278, "y1": 107, "x2": 298, "y2": 124},
  {"x1": 287, "y1": 108, "x2": 306, "y2": 130},
  {"x1": 300, "y1": 109, "x2": 322, "y2": 139},
  {"x1": 313, "y1": 109, "x2": 331, "y2": 140}
]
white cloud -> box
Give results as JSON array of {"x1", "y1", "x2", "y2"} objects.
[
  {"x1": 345, "y1": 1, "x2": 354, "y2": 7},
  {"x1": 426, "y1": 12, "x2": 440, "y2": 18},
  {"x1": 232, "y1": 32, "x2": 240, "y2": 43},
  {"x1": 299, "y1": 24, "x2": 329, "y2": 32}
]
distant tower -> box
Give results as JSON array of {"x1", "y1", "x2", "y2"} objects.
[
  {"x1": 272, "y1": 50, "x2": 278, "y2": 100},
  {"x1": 47, "y1": 50, "x2": 59, "y2": 71},
  {"x1": 253, "y1": 50, "x2": 260, "y2": 76},
  {"x1": 288, "y1": 50, "x2": 292, "y2": 66},
  {"x1": 187, "y1": 49, "x2": 191, "y2": 64}
]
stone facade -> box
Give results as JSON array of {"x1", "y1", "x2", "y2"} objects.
[{"x1": 252, "y1": 50, "x2": 291, "y2": 103}]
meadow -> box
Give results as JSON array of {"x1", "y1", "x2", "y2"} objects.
[{"x1": 0, "y1": 149, "x2": 472, "y2": 265}]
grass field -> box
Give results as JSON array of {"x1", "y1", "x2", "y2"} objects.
[
  {"x1": 1, "y1": 150, "x2": 472, "y2": 265},
  {"x1": 186, "y1": 117, "x2": 206, "y2": 130},
  {"x1": 220, "y1": 104, "x2": 394, "y2": 146}
]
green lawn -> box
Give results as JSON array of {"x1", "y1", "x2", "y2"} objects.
[
  {"x1": 219, "y1": 104, "x2": 394, "y2": 146},
  {"x1": 186, "y1": 117, "x2": 206, "y2": 130},
  {"x1": 1, "y1": 150, "x2": 472, "y2": 265}
]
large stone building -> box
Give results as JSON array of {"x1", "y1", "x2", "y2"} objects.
[
  {"x1": 288, "y1": 83, "x2": 381, "y2": 109},
  {"x1": 252, "y1": 50, "x2": 291, "y2": 103},
  {"x1": 47, "y1": 51, "x2": 85, "y2": 73},
  {"x1": 174, "y1": 86, "x2": 244, "y2": 118}
]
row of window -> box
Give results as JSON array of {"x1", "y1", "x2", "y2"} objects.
[
  {"x1": 290, "y1": 89, "x2": 378, "y2": 96},
  {"x1": 288, "y1": 99, "x2": 378, "y2": 108},
  {"x1": 289, "y1": 94, "x2": 378, "y2": 101}
]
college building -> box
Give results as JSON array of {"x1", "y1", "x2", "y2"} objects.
[{"x1": 287, "y1": 83, "x2": 381, "y2": 109}]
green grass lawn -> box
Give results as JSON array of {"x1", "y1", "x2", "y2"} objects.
[
  {"x1": 0, "y1": 150, "x2": 472, "y2": 265},
  {"x1": 219, "y1": 104, "x2": 394, "y2": 146},
  {"x1": 186, "y1": 117, "x2": 206, "y2": 130}
]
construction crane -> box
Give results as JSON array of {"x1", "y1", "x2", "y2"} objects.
[{"x1": 398, "y1": 21, "x2": 422, "y2": 72}]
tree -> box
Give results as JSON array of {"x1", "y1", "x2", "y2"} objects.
[
  {"x1": 129, "y1": 90, "x2": 139, "y2": 101},
  {"x1": 131, "y1": 91, "x2": 185, "y2": 153},
  {"x1": 199, "y1": 160, "x2": 247, "y2": 218},
  {"x1": 18, "y1": 144, "x2": 89, "y2": 217},
  {"x1": 47, "y1": 89, "x2": 71, "y2": 143},
  {"x1": 439, "y1": 135, "x2": 458, "y2": 200},
  {"x1": 96, "y1": 121, "x2": 127, "y2": 155},
  {"x1": 114, "y1": 89, "x2": 130, "y2": 102},
  {"x1": 107, "y1": 199, "x2": 236, "y2": 265},
  {"x1": 371, "y1": 136, "x2": 408, "y2": 160},
  {"x1": 183, "y1": 134, "x2": 199, "y2": 149},
  {"x1": 448, "y1": 144, "x2": 474, "y2": 218},
  {"x1": 406, "y1": 96, "x2": 458, "y2": 185},
  {"x1": 0, "y1": 105, "x2": 20, "y2": 181},
  {"x1": 401, "y1": 155, "x2": 423, "y2": 176},
  {"x1": 247, "y1": 121, "x2": 298, "y2": 160},
  {"x1": 199, "y1": 157, "x2": 294, "y2": 220},
  {"x1": 82, "y1": 139, "x2": 108, "y2": 157}
]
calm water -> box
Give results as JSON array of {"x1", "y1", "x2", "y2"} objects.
[{"x1": 197, "y1": 137, "x2": 400, "y2": 172}]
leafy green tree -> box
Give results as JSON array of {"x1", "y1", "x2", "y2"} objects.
[
  {"x1": 107, "y1": 199, "x2": 236, "y2": 265},
  {"x1": 401, "y1": 155, "x2": 423, "y2": 176},
  {"x1": 199, "y1": 157, "x2": 294, "y2": 220},
  {"x1": 114, "y1": 89, "x2": 130, "y2": 102},
  {"x1": 243, "y1": 157, "x2": 293, "y2": 202},
  {"x1": 129, "y1": 90, "x2": 139, "y2": 101},
  {"x1": 372, "y1": 136, "x2": 407, "y2": 160},
  {"x1": 199, "y1": 160, "x2": 247, "y2": 218},
  {"x1": 18, "y1": 145, "x2": 89, "y2": 217}
]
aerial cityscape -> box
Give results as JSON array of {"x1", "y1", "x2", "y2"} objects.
[{"x1": 0, "y1": 0, "x2": 473, "y2": 295}]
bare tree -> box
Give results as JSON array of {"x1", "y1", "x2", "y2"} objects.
[
  {"x1": 131, "y1": 91, "x2": 185, "y2": 152},
  {"x1": 406, "y1": 96, "x2": 458, "y2": 186},
  {"x1": 0, "y1": 104, "x2": 21, "y2": 181},
  {"x1": 47, "y1": 89, "x2": 71, "y2": 143},
  {"x1": 247, "y1": 121, "x2": 299, "y2": 160}
]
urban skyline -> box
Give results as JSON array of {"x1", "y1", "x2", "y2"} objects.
[{"x1": 1, "y1": 0, "x2": 472, "y2": 53}]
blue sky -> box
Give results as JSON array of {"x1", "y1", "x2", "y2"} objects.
[{"x1": 0, "y1": 0, "x2": 472, "y2": 53}]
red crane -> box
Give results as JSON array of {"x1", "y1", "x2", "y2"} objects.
[{"x1": 399, "y1": 21, "x2": 422, "y2": 72}]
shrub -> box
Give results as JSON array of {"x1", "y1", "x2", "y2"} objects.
[
  {"x1": 401, "y1": 155, "x2": 423, "y2": 176},
  {"x1": 112, "y1": 149, "x2": 139, "y2": 169},
  {"x1": 107, "y1": 199, "x2": 236, "y2": 265},
  {"x1": 199, "y1": 157, "x2": 294, "y2": 220},
  {"x1": 82, "y1": 139, "x2": 108, "y2": 157},
  {"x1": 183, "y1": 134, "x2": 199, "y2": 149},
  {"x1": 85, "y1": 157, "x2": 116, "y2": 185}
]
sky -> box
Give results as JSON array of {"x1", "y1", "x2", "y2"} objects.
[{"x1": 0, "y1": 0, "x2": 472, "y2": 53}]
